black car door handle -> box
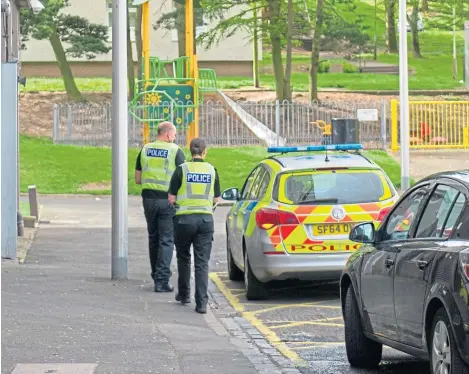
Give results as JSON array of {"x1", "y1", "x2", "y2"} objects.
[
  {"x1": 385, "y1": 258, "x2": 395, "y2": 267},
  {"x1": 417, "y1": 260, "x2": 429, "y2": 269}
]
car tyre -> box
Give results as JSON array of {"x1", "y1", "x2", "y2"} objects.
[
  {"x1": 344, "y1": 286, "x2": 382, "y2": 368},
  {"x1": 227, "y1": 234, "x2": 243, "y2": 281},
  {"x1": 244, "y1": 251, "x2": 268, "y2": 301},
  {"x1": 430, "y1": 307, "x2": 469, "y2": 374}
]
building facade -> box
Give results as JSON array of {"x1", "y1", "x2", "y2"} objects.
[{"x1": 20, "y1": 0, "x2": 260, "y2": 77}]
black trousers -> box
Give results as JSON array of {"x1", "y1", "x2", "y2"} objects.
[
  {"x1": 142, "y1": 197, "x2": 175, "y2": 285},
  {"x1": 174, "y1": 213, "x2": 214, "y2": 307}
]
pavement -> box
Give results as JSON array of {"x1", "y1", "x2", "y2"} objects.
[{"x1": 2, "y1": 195, "x2": 433, "y2": 374}]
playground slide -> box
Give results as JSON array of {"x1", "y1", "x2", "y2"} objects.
[{"x1": 216, "y1": 90, "x2": 286, "y2": 147}]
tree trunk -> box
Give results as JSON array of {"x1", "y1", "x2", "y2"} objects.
[
  {"x1": 176, "y1": 3, "x2": 186, "y2": 57},
  {"x1": 136, "y1": 6, "x2": 143, "y2": 80},
  {"x1": 48, "y1": 30, "x2": 83, "y2": 101},
  {"x1": 269, "y1": 0, "x2": 285, "y2": 101},
  {"x1": 252, "y1": 6, "x2": 260, "y2": 88},
  {"x1": 283, "y1": 0, "x2": 293, "y2": 101},
  {"x1": 409, "y1": 5, "x2": 422, "y2": 58},
  {"x1": 127, "y1": 5, "x2": 135, "y2": 101},
  {"x1": 309, "y1": 0, "x2": 324, "y2": 101},
  {"x1": 420, "y1": 0, "x2": 428, "y2": 11},
  {"x1": 385, "y1": 0, "x2": 398, "y2": 53}
]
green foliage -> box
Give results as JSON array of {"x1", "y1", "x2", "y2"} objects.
[
  {"x1": 318, "y1": 61, "x2": 331, "y2": 73},
  {"x1": 342, "y1": 61, "x2": 357, "y2": 73},
  {"x1": 20, "y1": 0, "x2": 111, "y2": 59}
]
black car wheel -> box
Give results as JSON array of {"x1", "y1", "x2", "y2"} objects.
[
  {"x1": 344, "y1": 286, "x2": 382, "y2": 368},
  {"x1": 430, "y1": 307, "x2": 469, "y2": 374},
  {"x1": 226, "y1": 233, "x2": 243, "y2": 281},
  {"x1": 244, "y1": 251, "x2": 268, "y2": 301}
]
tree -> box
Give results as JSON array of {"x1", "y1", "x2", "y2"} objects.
[
  {"x1": 385, "y1": 0, "x2": 398, "y2": 53},
  {"x1": 309, "y1": 0, "x2": 324, "y2": 101},
  {"x1": 407, "y1": 0, "x2": 422, "y2": 58},
  {"x1": 20, "y1": 0, "x2": 111, "y2": 101}
]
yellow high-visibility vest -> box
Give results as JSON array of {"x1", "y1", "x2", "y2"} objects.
[
  {"x1": 140, "y1": 140, "x2": 180, "y2": 192},
  {"x1": 176, "y1": 161, "x2": 216, "y2": 215}
]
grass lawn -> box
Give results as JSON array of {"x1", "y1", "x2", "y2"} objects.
[{"x1": 20, "y1": 135, "x2": 408, "y2": 196}]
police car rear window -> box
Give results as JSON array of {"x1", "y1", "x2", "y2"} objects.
[{"x1": 276, "y1": 170, "x2": 393, "y2": 205}]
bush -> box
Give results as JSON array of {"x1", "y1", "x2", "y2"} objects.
[
  {"x1": 342, "y1": 61, "x2": 357, "y2": 73},
  {"x1": 318, "y1": 61, "x2": 331, "y2": 73}
]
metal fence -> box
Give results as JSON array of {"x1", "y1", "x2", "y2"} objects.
[
  {"x1": 52, "y1": 99, "x2": 389, "y2": 149},
  {"x1": 390, "y1": 100, "x2": 469, "y2": 151}
]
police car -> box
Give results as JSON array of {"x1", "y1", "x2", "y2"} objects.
[{"x1": 221, "y1": 144, "x2": 400, "y2": 300}]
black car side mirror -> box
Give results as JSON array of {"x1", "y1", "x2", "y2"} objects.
[
  {"x1": 222, "y1": 187, "x2": 239, "y2": 201},
  {"x1": 349, "y1": 222, "x2": 376, "y2": 244}
]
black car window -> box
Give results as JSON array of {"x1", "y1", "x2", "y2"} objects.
[
  {"x1": 240, "y1": 166, "x2": 261, "y2": 200},
  {"x1": 255, "y1": 168, "x2": 271, "y2": 201},
  {"x1": 415, "y1": 184, "x2": 460, "y2": 239},
  {"x1": 440, "y1": 193, "x2": 466, "y2": 238},
  {"x1": 248, "y1": 167, "x2": 267, "y2": 200},
  {"x1": 383, "y1": 186, "x2": 428, "y2": 241}
]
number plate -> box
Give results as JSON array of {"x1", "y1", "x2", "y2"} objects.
[{"x1": 313, "y1": 223, "x2": 355, "y2": 236}]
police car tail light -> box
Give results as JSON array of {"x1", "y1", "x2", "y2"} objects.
[
  {"x1": 378, "y1": 206, "x2": 392, "y2": 221},
  {"x1": 255, "y1": 208, "x2": 299, "y2": 230},
  {"x1": 460, "y1": 248, "x2": 469, "y2": 281}
]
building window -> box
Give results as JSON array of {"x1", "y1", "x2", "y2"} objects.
[{"x1": 107, "y1": 0, "x2": 137, "y2": 41}]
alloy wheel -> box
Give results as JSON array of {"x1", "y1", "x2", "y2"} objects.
[{"x1": 432, "y1": 320, "x2": 451, "y2": 374}]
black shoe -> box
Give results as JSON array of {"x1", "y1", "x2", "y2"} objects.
[
  {"x1": 195, "y1": 305, "x2": 207, "y2": 314},
  {"x1": 154, "y1": 283, "x2": 174, "y2": 293},
  {"x1": 175, "y1": 293, "x2": 191, "y2": 304}
]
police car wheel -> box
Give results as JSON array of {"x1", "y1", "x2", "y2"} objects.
[
  {"x1": 344, "y1": 285, "x2": 382, "y2": 368},
  {"x1": 227, "y1": 234, "x2": 243, "y2": 281},
  {"x1": 244, "y1": 251, "x2": 268, "y2": 301}
]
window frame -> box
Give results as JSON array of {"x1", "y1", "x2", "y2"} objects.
[{"x1": 410, "y1": 179, "x2": 468, "y2": 241}]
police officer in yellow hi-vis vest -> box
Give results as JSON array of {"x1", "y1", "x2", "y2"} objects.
[
  {"x1": 168, "y1": 138, "x2": 221, "y2": 314},
  {"x1": 135, "y1": 122, "x2": 186, "y2": 292}
]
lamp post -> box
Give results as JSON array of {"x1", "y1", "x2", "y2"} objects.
[
  {"x1": 111, "y1": 0, "x2": 128, "y2": 279},
  {"x1": 398, "y1": 0, "x2": 410, "y2": 190}
]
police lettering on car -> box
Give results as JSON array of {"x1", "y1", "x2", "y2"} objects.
[
  {"x1": 168, "y1": 138, "x2": 221, "y2": 314},
  {"x1": 134, "y1": 122, "x2": 186, "y2": 293}
]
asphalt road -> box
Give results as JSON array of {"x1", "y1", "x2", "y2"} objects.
[
  {"x1": 15, "y1": 195, "x2": 432, "y2": 373},
  {"x1": 210, "y1": 206, "x2": 432, "y2": 374}
]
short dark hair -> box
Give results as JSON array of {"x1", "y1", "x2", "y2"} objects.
[{"x1": 190, "y1": 138, "x2": 207, "y2": 156}]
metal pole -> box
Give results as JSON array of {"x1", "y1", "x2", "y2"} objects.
[
  {"x1": 0, "y1": 7, "x2": 3, "y2": 257},
  {"x1": 111, "y1": 0, "x2": 128, "y2": 279},
  {"x1": 398, "y1": 0, "x2": 410, "y2": 190}
]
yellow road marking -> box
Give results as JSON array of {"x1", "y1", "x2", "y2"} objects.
[
  {"x1": 209, "y1": 273, "x2": 308, "y2": 367},
  {"x1": 252, "y1": 302, "x2": 321, "y2": 315},
  {"x1": 271, "y1": 320, "x2": 344, "y2": 329},
  {"x1": 291, "y1": 342, "x2": 344, "y2": 350}
]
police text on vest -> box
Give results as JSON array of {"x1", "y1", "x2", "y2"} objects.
[
  {"x1": 146, "y1": 148, "x2": 169, "y2": 158},
  {"x1": 186, "y1": 173, "x2": 212, "y2": 184}
]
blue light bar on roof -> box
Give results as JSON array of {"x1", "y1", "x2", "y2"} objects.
[{"x1": 267, "y1": 143, "x2": 363, "y2": 153}]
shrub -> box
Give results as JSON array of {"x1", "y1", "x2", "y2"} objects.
[
  {"x1": 342, "y1": 61, "x2": 357, "y2": 73},
  {"x1": 318, "y1": 61, "x2": 331, "y2": 73}
]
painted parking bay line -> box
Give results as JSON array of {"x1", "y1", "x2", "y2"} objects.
[
  {"x1": 209, "y1": 272, "x2": 347, "y2": 366},
  {"x1": 209, "y1": 272, "x2": 308, "y2": 367}
]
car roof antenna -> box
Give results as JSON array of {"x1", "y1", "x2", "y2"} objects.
[{"x1": 325, "y1": 145, "x2": 330, "y2": 162}]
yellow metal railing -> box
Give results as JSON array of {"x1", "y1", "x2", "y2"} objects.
[{"x1": 390, "y1": 100, "x2": 469, "y2": 151}]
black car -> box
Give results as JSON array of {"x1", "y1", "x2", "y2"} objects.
[{"x1": 340, "y1": 170, "x2": 469, "y2": 374}]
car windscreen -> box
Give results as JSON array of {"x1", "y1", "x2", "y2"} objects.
[{"x1": 275, "y1": 169, "x2": 394, "y2": 205}]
